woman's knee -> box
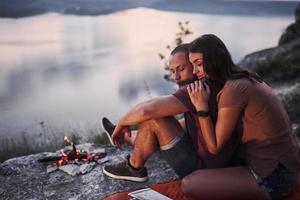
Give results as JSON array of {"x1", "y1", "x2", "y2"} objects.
[
  {"x1": 181, "y1": 171, "x2": 209, "y2": 198},
  {"x1": 181, "y1": 175, "x2": 194, "y2": 196}
]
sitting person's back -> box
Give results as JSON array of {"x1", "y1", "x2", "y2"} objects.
[{"x1": 218, "y1": 78, "x2": 300, "y2": 176}]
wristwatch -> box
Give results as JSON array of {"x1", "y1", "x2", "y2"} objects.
[{"x1": 196, "y1": 110, "x2": 209, "y2": 118}]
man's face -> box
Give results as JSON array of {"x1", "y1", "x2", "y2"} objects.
[{"x1": 168, "y1": 52, "x2": 196, "y2": 86}]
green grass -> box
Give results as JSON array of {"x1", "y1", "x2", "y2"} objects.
[{"x1": 0, "y1": 122, "x2": 110, "y2": 163}]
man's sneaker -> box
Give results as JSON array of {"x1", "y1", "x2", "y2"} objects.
[
  {"x1": 103, "y1": 156, "x2": 148, "y2": 182},
  {"x1": 102, "y1": 117, "x2": 115, "y2": 146}
]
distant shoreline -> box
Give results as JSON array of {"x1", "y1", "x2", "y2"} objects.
[{"x1": 0, "y1": 0, "x2": 298, "y2": 19}]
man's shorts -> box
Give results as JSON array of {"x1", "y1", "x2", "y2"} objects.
[
  {"x1": 250, "y1": 164, "x2": 298, "y2": 200},
  {"x1": 159, "y1": 130, "x2": 198, "y2": 178}
]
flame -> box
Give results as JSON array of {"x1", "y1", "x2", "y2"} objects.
[
  {"x1": 64, "y1": 135, "x2": 73, "y2": 145},
  {"x1": 56, "y1": 159, "x2": 64, "y2": 166},
  {"x1": 54, "y1": 136, "x2": 103, "y2": 167}
]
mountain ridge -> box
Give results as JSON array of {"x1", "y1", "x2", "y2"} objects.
[{"x1": 0, "y1": 0, "x2": 298, "y2": 18}]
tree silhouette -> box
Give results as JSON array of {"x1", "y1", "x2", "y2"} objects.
[{"x1": 158, "y1": 21, "x2": 193, "y2": 82}]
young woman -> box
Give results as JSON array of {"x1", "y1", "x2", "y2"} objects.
[{"x1": 182, "y1": 34, "x2": 300, "y2": 200}]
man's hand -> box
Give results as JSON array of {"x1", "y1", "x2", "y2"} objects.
[{"x1": 112, "y1": 124, "x2": 131, "y2": 148}]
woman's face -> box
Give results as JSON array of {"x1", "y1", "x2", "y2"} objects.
[{"x1": 189, "y1": 52, "x2": 206, "y2": 79}]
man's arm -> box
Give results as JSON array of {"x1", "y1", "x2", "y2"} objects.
[{"x1": 117, "y1": 95, "x2": 188, "y2": 126}]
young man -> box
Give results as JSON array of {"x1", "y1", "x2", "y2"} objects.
[
  {"x1": 102, "y1": 44, "x2": 196, "y2": 146},
  {"x1": 102, "y1": 44, "x2": 240, "y2": 182}
]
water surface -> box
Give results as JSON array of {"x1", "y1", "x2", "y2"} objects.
[{"x1": 0, "y1": 8, "x2": 294, "y2": 142}]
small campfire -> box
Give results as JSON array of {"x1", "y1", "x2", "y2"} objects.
[{"x1": 38, "y1": 136, "x2": 109, "y2": 176}]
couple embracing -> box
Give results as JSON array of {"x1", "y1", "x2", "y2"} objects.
[{"x1": 102, "y1": 34, "x2": 300, "y2": 200}]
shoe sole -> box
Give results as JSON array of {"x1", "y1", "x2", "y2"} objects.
[
  {"x1": 102, "y1": 167, "x2": 148, "y2": 182},
  {"x1": 101, "y1": 118, "x2": 115, "y2": 146}
]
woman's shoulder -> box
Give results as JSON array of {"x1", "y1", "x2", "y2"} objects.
[
  {"x1": 224, "y1": 78, "x2": 252, "y2": 90},
  {"x1": 217, "y1": 78, "x2": 250, "y2": 108}
]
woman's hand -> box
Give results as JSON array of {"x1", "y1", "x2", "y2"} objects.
[
  {"x1": 112, "y1": 124, "x2": 131, "y2": 148},
  {"x1": 187, "y1": 80, "x2": 210, "y2": 111}
]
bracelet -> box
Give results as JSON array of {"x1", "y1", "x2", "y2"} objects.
[{"x1": 196, "y1": 110, "x2": 209, "y2": 118}]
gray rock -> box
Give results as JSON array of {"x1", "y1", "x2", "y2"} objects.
[
  {"x1": 79, "y1": 163, "x2": 96, "y2": 174},
  {"x1": 275, "y1": 83, "x2": 300, "y2": 138},
  {"x1": 279, "y1": 83, "x2": 300, "y2": 124},
  {"x1": 0, "y1": 143, "x2": 177, "y2": 200},
  {"x1": 239, "y1": 3, "x2": 300, "y2": 84},
  {"x1": 238, "y1": 38, "x2": 300, "y2": 83},
  {"x1": 59, "y1": 164, "x2": 81, "y2": 176},
  {"x1": 279, "y1": 2, "x2": 300, "y2": 45},
  {"x1": 46, "y1": 164, "x2": 58, "y2": 173}
]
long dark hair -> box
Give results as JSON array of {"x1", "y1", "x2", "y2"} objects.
[{"x1": 189, "y1": 34, "x2": 262, "y2": 83}]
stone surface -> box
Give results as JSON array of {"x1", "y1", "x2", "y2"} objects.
[
  {"x1": 80, "y1": 162, "x2": 96, "y2": 174},
  {"x1": 59, "y1": 164, "x2": 81, "y2": 176},
  {"x1": 0, "y1": 143, "x2": 177, "y2": 200},
  {"x1": 280, "y1": 84, "x2": 300, "y2": 125},
  {"x1": 239, "y1": 3, "x2": 300, "y2": 83},
  {"x1": 238, "y1": 38, "x2": 300, "y2": 83},
  {"x1": 47, "y1": 164, "x2": 58, "y2": 173},
  {"x1": 279, "y1": 2, "x2": 300, "y2": 45}
]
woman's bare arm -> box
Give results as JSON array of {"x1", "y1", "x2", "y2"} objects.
[
  {"x1": 197, "y1": 107, "x2": 241, "y2": 154},
  {"x1": 187, "y1": 80, "x2": 241, "y2": 154}
]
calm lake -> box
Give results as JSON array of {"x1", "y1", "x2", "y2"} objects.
[{"x1": 0, "y1": 7, "x2": 294, "y2": 144}]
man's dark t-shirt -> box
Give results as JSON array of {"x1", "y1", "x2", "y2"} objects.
[{"x1": 173, "y1": 80, "x2": 241, "y2": 168}]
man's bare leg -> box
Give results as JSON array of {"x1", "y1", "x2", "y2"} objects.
[
  {"x1": 129, "y1": 116, "x2": 183, "y2": 169},
  {"x1": 102, "y1": 116, "x2": 186, "y2": 182},
  {"x1": 102, "y1": 117, "x2": 183, "y2": 146},
  {"x1": 124, "y1": 131, "x2": 137, "y2": 145},
  {"x1": 102, "y1": 117, "x2": 137, "y2": 146}
]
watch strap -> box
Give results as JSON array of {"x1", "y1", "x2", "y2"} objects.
[{"x1": 196, "y1": 110, "x2": 209, "y2": 118}]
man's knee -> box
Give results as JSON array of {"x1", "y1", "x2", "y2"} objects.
[
  {"x1": 138, "y1": 119, "x2": 157, "y2": 131},
  {"x1": 139, "y1": 117, "x2": 180, "y2": 131},
  {"x1": 138, "y1": 117, "x2": 182, "y2": 146},
  {"x1": 151, "y1": 117, "x2": 182, "y2": 133}
]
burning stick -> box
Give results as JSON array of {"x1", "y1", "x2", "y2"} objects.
[
  {"x1": 64, "y1": 135, "x2": 77, "y2": 153},
  {"x1": 38, "y1": 135, "x2": 107, "y2": 169}
]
